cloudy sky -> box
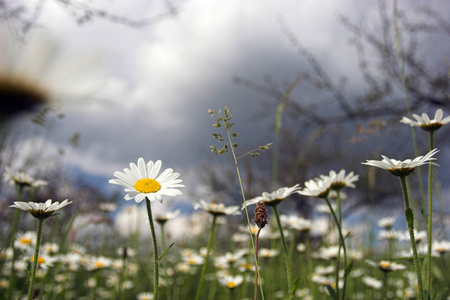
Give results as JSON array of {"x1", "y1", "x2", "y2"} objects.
[{"x1": 6, "y1": 0, "x2": 450, "y2": 188}]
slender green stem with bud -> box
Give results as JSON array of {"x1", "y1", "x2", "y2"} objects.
[
  {"x1": 426, "y1": 130, "x2": 435, "y2": 294},
  {"x1": 273, "y1": 205, "x2": 293, "y2": 300},
  {"x1": 27, "y1": 218, "x2": 43, "y2": 300},
  {"x1": 145, "y1": 198, "x2": 159, "y2": 300},
  {"x1": 194, "y1": 215, "x2": 217, "y2": 300},
  {"x1": 399, "y1": 176, "x2": 424, "y2": 300}
]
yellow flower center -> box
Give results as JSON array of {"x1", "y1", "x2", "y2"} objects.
[
  {"x1": 95, "y1": 261, "x2": 105, "y2": 268},
  {"x1": 226, "y1": 282, "x2": 237, "y2": 289},
  {"x1": 187, "y1": 258, "x2": 196, "y2": 265},
  {"x1": 380, "y1": 261, "x2": 391, "y2": 269},
  {"x1": 30, "y1": 256, "x2": 45, "y2": 264},
  {"x1": 20, "y1": 238, "x2": 31, "y2": 245},
  {"x1": 134, "y1": 179, "x2": 161, "y2": 193}
]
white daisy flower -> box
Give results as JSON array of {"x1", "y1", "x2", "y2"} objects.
[
  {"x1": 154, "y1": 209, "x2": 181, "y2": 224},
  {"x1": 314, "y1": 265, "x2": 335, "y2": 276},
  {"x1": 259, "y1": 248, "x2": 279, "y2": 258},
  {"x1": 10, "y1": 199, "x2": 72, "y2": 219},
  {"x1": 280, "y1": 214, "x2": 312, "y2": 231},
  {"x1": 137, "y1": 292, "x2": 154, "y2": 300},
  {"x1": 3, "y1": 167, "x2": 48, "y2": 189},
  {"x1": 99, "y1": 202, "x2": 117, "y2": 212},
  {"x1": 109, "y1": 158, "x2": 184, "y2": 203},
  {"x1": 0, "y1": 26, "x2": 104, "y2": 118},
  {"x1": 313, "y1": 245, "x2": 340, "y2": 260},
  {"x1": 432, "y1": 240, "x2": 450, "y2": 255},
  {"x1": 322, "y1": 169, "x2": 359, "y2": 190},
  {"x1": 14, "y1": 231, "x2": 36, "y2": 250},
  {"x1": 298, "y1": 176, "x2": 334, "y2": 198},
  {"x1": 362, "y1": 276, "x2": 382, "y2": 289},
  {"x1": 243, "y1": 184, "x2": 301, "y2": 207},
  {"x1": 365, "y1": 259, "x2": 406, "y2": 272},
  {"x1": 194, "y1": 200, "x2": 241, "y2": 216},
  {"x1": 400, "y1": 109, "x2": 450, "y2": 132},
  {"x1": 218, "y1": 274, "x2": 244, "y2": 289},
  {"x1": 27, "y1": 253, "x2": 57, "y2": 271},
  {"x1": 362, "y1": 149, "x2": 439, "y2": 177},
  {"x1": 377, "y1": 217, "x2": 396, "y2": 229}
]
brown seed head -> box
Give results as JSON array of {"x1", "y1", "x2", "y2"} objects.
[{"x1": 254, "y1": 202, "x2": 268, "y2": 229}]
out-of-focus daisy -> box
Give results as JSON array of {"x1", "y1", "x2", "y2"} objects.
[
  {"x1": 42, "y1": 242, "x2": 59, "y2": 254},
  {"x1": 366, "y1": 259, "x2": 406, "y2": 272},
  {"x1": 323, "y1": 170, "x2": 359, "y2": 190},
  {"x1": 27, "y1": 253, "x2": 57, "y2": 270},
  {"x1": 259, "y1": 248, "x2": 279, "y2": 259},
  {"x1": 110, "y1": 158, "x2": 184, "y2": 203},
  {"x1": 10, "y1": 199, "x2": 72, "y2": 219},
  {"x1": 154, "y1": 209, "x2": 181, "y2": 224},
  {"x1": 232, "y1": 233, "x2": 249, "y2": 243},
  {"x1": 378, "y1": 217, "x2": 396, "y2": 229},
  {"x1": 0, "y1": 26, "x2": 104, "y2": 118},
  {"x1": 3, "y1": 167, "x2": 48, "y2": 189},
  {"x1": 314, "y1": 265, "x2": 335, "y2": 276},
  {"x1": 244, "y1": 184, "x2": 301, "y2": 207},
  {"x1": 218, "y1": 274, "x2": 244, "y2": 289},
  {"x1": 399, "y1": 229, "x2": 427, "y2": 243},
  {"x1": 137, "y1": 292, "x2": 154, "y2": 300},
  {"x1": 85, "y1": 256, "x2": 112, "y2": 271},
  {"x1": 315, "y1": 203, "x2": 336, "y2": 214},
  {"x1": 432, "y1": 240, "x2": 450, "y2": 255},
  {"x1": 362, "y1": 149, "x2": 439, "y2": 177},
  {"x1": 182, "y1": 253, "x2": 204, "y2": 266},
  {"x1": 14, "y1": 231, "x2": 36, "y2": 250},
  {"x1": 400, "y1": 109, "x2": 450, "y2": 132},
  {"x1": 296, "y1": 243, "x2": 306, "y2": 253},
  {"x1": 194, "y1": 200, "x2": 240, "y2": 216},
  {"x1": 99, "y1": 202, "x2": 117, "y2": 212},
  {"x1": 311, "y1": 274, "x2": 342, "y2": 289},
  {"x1": 280, "y1": 214, "x2": 312, "y2": 232},
  {"x1": 378, "y1": 230, "x2": 402, "y2": 241},
  {"x1": 362, "y1": 276, "x2": 382, "y2": 289},
  {"x1": 313, "y1": 245, "x2": 340, "y2": 260},
  {"x1": 298, "y1": 177, "x2": 334, "y2": 198}
]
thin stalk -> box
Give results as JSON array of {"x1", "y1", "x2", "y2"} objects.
[
  {"x1": 393, "y1": 0, "x2": 426, "y2": 223},
  {"x1": 145, "y1": 198, "x2": 159, "y2": 300},
  {"x1": 254, "y1": 227, "x2": 262, "y2": 300},
  {"x1": 336, "y1": 190, "x2": 342, "y2": 300},
  {"x1": 160, "y1": 223, "x2": 168, "y2": 279},
  {"x1": 324, "y1": 196, "x2": 347, "y2": 300},
  {"x1": 226, "y1": 128, "x2": 265, "y2": 300},
  {"x1": 27, "y1": 218, "x2": 44, "y2": 300},
  {"x1": 382, "y1": 272, "x2": 388, "y2": 300},
  {"x1": 426, "y1": 130, "x2": 434, "y2": 293},
  {"x1": 194, "y1": 215, "x2": 217, "y2": 300},
  {"x1": 272, "y1": 205, "x2": 293, "y2": 300},
  {"x1": 399, "y1": 176, "x2": 424, "y2": 300}
]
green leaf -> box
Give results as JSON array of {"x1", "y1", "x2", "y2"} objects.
[
  {"x1": 290, "y1": 277, "x2": 301, "y2": 297},
  {"x1": 405, "y1": 208, "x2": 414, "y2": 228},
  {"x1": 157, "y1": 243, "x2": 175, "y2": 263}
]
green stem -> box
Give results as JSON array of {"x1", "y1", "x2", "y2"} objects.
[
  {"x1": 254, "y1": 227, "x2": 262, "y2": 300},
  {"x1": 382, "y1": 272, "x2": 388, "y2": 300},
  {"x1": 160, "y1": 223, "x2": 168, "y2": 279},
  {"x1": 273, "y1": 205, "x2": 293, "y2": 300},
  {"x1": 399, "y1": 176, "x2": 424, "y2": 300},
  {"x1": 145, "y1": 198, "x2": 159, "y2": 300},
  {"x1": 226, "y1": 128, "x2": 265, "y2": 300},
  {"x1": 336, "y1": 190, "x2": 342, "y2": 299},
  {"x1": 27, "y1": 218, "x2": 44, "y2": 300},
  {"x1": 324, "y1": 196, "x2": 347, "y2": 300},
  {"x1": 194, "y1": 215, "x2": 217, "y2": 300},
  {"x1": 426, "y1": 131, "x2": 434, "y2": 293}
]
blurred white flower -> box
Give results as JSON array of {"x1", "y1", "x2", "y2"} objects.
[
  {"x1": 244, "y1": 184, "x2": 300, "y2": 207},
  {"x1": 400, "y1": 109, "x2": 450, "y2": 132},
  {"x1": 366, "y1": 259, "x2": 406, "y2": 272},
  {"x1": 0, "y1": 26, "x2": 105, "y2": 118},
  {"x1": 377, "y1": 217, "x2": 396, "y2": 229},
  {"x1": 218, "y1": 274, "x2": 244, "y2": 289},
  {"x1": 194, "y1": 200, "x2": 240, "y2": 216},
  {"x1": 3, "y1": 167, "x2": 48, "y2": 189},
  {"x1": 362, "y1": 276, "x2": 382, "y2": 289},
  {"x1": 10, "y1": 199, "x2": 72, "y2": 219},
  {"x1": 362, "y1": 149, "x2": 439, "y2": 177}
]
